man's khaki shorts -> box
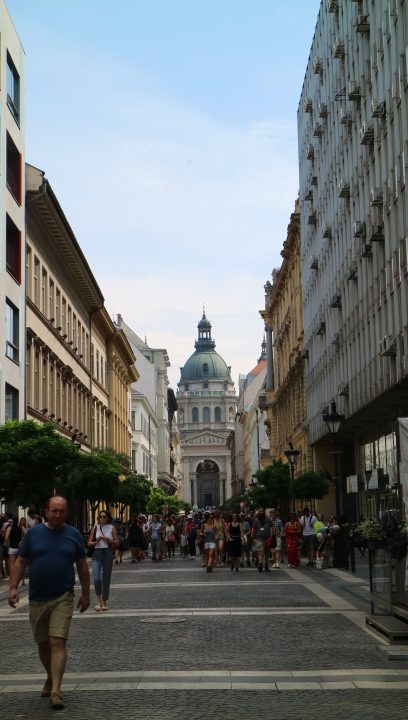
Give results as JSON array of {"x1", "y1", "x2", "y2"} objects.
[{"x1": 29, "y1": 591, "x2": 74, "y2": 644}]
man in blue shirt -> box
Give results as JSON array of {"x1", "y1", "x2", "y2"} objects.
[{"x1": 8, "y1": 496, "x2": 90, "y2": 710}]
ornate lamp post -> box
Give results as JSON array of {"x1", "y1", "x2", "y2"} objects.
[
  {"x1": 284, "y1": 443, "x2": 300, "y2": 512},
  {"x1": 322, "y1": 401, "x2": 345, "y2": 517}
]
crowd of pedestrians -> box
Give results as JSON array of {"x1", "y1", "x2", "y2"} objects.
[{"x1": 1, "y1": 498, "x2": 363, "y2": 713}]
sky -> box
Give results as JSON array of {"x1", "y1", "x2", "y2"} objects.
[{"x1": 7, "y1": 0, "x2": 321, "y2": 389}]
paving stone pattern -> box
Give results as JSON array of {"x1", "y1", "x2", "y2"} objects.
[{"x1": 2, "y1": 690, "x2": 408, "y2": 720}]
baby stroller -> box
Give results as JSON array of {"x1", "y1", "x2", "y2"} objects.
[{"x1": 315, "y1": 527, "x2": 331, "y2": 569}]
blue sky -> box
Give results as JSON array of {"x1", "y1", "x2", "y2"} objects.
[{"x1": 8, "y1": 0, "x2": 321, "y2": 388}]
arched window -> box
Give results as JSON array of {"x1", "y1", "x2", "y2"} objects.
[
  {"x1": 202, "y1": 362, "x2": 209, "y2": 374},
  {"x1": 214, "y1": 406, "x2": 221, "y2": 422},
  {"x1": 192, "y1": 407, "x2": 199, "y2": 422},
  {"x1": 203, "y1": 406, "x2": 210, "y2": 423}
]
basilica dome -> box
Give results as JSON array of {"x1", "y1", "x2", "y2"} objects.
[{"x1": 179, "y1": 313, "x2": 232, "y2": 383}]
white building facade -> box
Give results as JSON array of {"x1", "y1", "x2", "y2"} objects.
[
  {"x1": 177, "y1": 313, "x2": 237, "y2": 507},
  {"x1": 0, "y1": 2, "x2": 25, "y2": 423},
  {"x1": 298, "y1": 0, "x2": 408, "y2": 518}
]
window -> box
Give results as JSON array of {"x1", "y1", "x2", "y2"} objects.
[
  {"x1": 131, "y1": 411, "x2": 136, "y2": 430},
  {"x1": 33, "y1": 256, "x2": 40, "y2": 305},
  {"x1": 96, "y1": 350, "x2": 99, "y2": 381},
  {"x1": 5, "y1": 299, "x2": 19, "y2": 363},
  {"x1": 6, "y1": 214, "x2": 21, "y2": 283},
  {"x1": 6, "y1": 132, "x2": 22, "y2": 204},
  {"x1": 203, "y1": 406, "x2": 210, "y2": 423},
  {"x1": 214, "y1": 406, "x2": 221, "y2": 422},
  {"x1": 26, "y1": 245, "x2": 32, "y2": 297},
  {"x1": 56, "y1": 289, "x2": 61, "y2": 327},
  {"x1": 5, "y1": 383, "x2": 19, "y2": 420},
  {"x1": 202, "y1": 363, "x2": 209, "y2": 374},
  {"x1": 49, "y1": 279, "x2": 55, "y2": 319},
  {"x1": 131, "y1": 449, "x2": 136, "y2": 470},
  {"x1": 7, "y1": 52, "x2": 20, "y2": 125},
  {"x1": 192, "y1": 407, "x2": 199, "y2": 422},
  {"x1": 41, "y1": 268, "x2": 47, "y2": 314}
]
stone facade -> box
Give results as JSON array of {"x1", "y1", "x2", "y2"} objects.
[
  {"x1": 25, "y1": 165, "x2": 138, "y2": 456},
  {"x1": 298, "y1": 0, "x2": 408, "y2": 519},
  {"x1": 0, "y1": 3, "x2": 25, "y2": 424},
  {"x1": 177, "y1": 314, "x2": 236, "y2": 507},
  {"x1": 261, "y1": 203, "x2": 311, "y2": 476}
]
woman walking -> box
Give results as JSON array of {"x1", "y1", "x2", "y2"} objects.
[
  {"x1": 164, "y1": 517, "x2": 176, "y2": 558},
  {"x1": 4, "y1": 517, "x2": 25, "y2": 580},
  {"x1": 282, "y1": 513, "x2": 301, "y2": 568},
  {"x1": 226, "y1": 513, "x2": 244, "y2": 572},
  {"x1": 88, "y1": 510, "x2": 118, "y2": 611},
  {"x1": 214, "y1": 510, "x2": 226, "y2": 567},
  {"x1": 202, "y1": 513, "x2": 216, "y2": 572}
]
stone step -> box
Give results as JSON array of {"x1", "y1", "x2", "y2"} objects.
[{"x1": 366, "y1": 614, "x2": 408, "y2": 643}]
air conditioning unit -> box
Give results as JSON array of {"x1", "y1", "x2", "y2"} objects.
[
  {"x1": 313, "y1": 56, "x2": 323, "y2": 74},
  {"x1": 304, "y1": 98, "x2": 313, "y2": 113},
  {"x1": 353, "y1": 221, "x2": 366, "y2": 238},
  {"x1": 313, "y1": 122, "x2": 323, "y2": 137},
  {"x1": 371, "y1": 99, "x2": 386, "y2": 118},
  {"x1": 338, "y1": 179, "x2": 350, "y2": 198},
  {"x1": 360, "y1": 122, "x2": 374, "y2": 145},
  {"x1": 380, "y1": 335, "x2": 397, "y2": 356},
  {"x1": 330, "y1": 294, "x2": 342, "y2": 309},
  {"x1": 348, "y1": 81, "x2": 361, "y2": 100},
  {"x1": 321, "y1": 223, "x2": 332, "y2": 239},
  {"x1": 361, "y1": 242, "x2": 373, "y2": 258},
  {"x1": 370, "y1": 187, "x2": 383, "y2": 206},
  {"x1": 306, "y1": 144, "x2": 314, "y2": 160},
  {"x1": 307, "y1": 210, "x2": 317, "y2": 225},
  {"x1": 318, "y1": 102, "x2": 328, "y2": 118},
  {"x1": 304, "y1": 189, "x2": 313, "y2": 202},
  {"x1": 331, "y1": 333, "x2": 340, "y2": 345},
  {"x1": 258, "y1": 394, "x2": 268, "y2": 410},
  {"x1": 340, "y1": 107, "x2": 352, "y2": 125},
  {"x1": 327, "y1": 0, "x2": 338, "y2": 12},
  {"x1": 333, "y1": 37, "x2": 345, "y2": 59},
  {"x1": 337, "y1": 381, "x2": 349, "y2": 397},
  {"x1": 356, "y1": 15, "x2": 370, "y2": 34},
  {"x1": 316, "y1": 320, "x2": 326, "y2": 335},
  {"x1": 368, "y1": 223, "x2": 385, "y2": 242},
  {"x1": 309, "y1": 255, "x2": 318, "y2": 270}
]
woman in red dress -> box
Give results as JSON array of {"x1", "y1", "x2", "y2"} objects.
[{"x1": 283, "y1": 513, "x2": 301, "y2": 568}]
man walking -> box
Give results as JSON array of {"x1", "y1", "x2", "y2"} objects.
[{"x1": 8, "y1": 496, "x2": 90, "y2": 710}]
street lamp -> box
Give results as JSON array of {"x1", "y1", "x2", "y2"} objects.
[
  {"x1": 284, "y1": 443, "x2": 300, "y2": 512},
  {"x1": 322, "y1": 400, "x2": 345, "y2": 517}
]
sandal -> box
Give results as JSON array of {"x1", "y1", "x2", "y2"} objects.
[
  {"x1": 94, "y1": 604, "x2": 102, "y2": 612},
  {"x1": 50, "y1": 693, "x2": 64, "y2": 710}
]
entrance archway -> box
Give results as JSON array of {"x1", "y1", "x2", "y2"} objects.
[{"x1": 196, "y1": 459, "x2": 220, "y2": 508}]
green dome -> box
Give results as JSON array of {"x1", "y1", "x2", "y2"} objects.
[
  {"x1": 180, "y1": 350, "x2": 232, "y2": 382},
  {"x1": 179, "y1": 312, "x2": 232, "y2": 383}
]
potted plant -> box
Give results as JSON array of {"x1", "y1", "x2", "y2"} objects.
[{"x1": 357, "y1": 516, "x2": 407, "y2": 558}]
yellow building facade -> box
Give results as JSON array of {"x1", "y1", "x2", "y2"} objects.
[
  {"x1": 261, "y1": 202, "x2": 311, "y2": 474},
  {"x1": 25, "y1": 164, "x2": 137, "y2": 456}
]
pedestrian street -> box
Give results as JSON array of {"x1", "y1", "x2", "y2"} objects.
[{"x1": 1, "y1": 557, "x2": 408, "y2": 719}]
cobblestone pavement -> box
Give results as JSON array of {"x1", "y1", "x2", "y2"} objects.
[{"x1": 1, "y1": 556, "x2": 408, "y2": 719}]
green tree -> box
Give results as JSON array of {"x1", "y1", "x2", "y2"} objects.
[
  {"x1": 250, "y1": 461, "x2": 292, "y2": 508},
  {"x1": 146, "y1": 486, "x2": 191, "y2": 516},
  {"x1": 292, "y1": 470, "x2": 329, "y2": 501},
  {"x1": 0, "y1": 420, "x2": 75, "y2": 510},
  {"x1": 114, "y1": 473, "x2": 154, "y2": 518},
  {"x1": 69, "y1": 448, "x2": 124, "y2": 521}
]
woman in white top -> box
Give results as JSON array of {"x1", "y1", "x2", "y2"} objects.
[{"x1": 88, "y1": 510, "x2": 118, "y2": 611}]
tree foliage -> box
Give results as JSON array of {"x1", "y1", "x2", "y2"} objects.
[
  {"x1": 0, "y1": 420, "x2": 75, "y2": 510},
  {"x1": 251, "y1": 461, "x2": 292, "y2": 507},
  {"x1": 114, "y1": 473, "x2": 153, "y2": 518},
  {"x1": 292, "y1": 470, "x2": 329, "y2": 500},
  {"x1": 69, "y1": 448, "x2": 124, "y2": 512},
  {"x1": 146, "y1": 486, "x2": 191, "y2": 516}
]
